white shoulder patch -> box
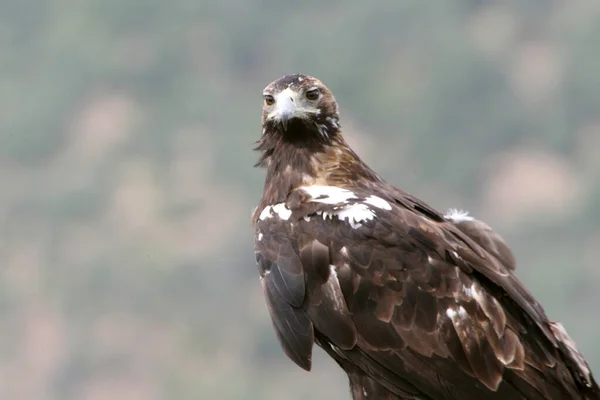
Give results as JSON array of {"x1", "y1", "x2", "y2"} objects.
[
  {"x1": 259, "y1": 206, "x2": 272, "y2": 221},
  {"x1": 444, "y1": 208, "x2": 474, "y2": 222},
  {"x1": 365, "y1": 195, "x2": 392, "y2": 210},
  {"x1": 336, "y1": 203, "x2": 375, "y2": 229},
  {"x1": 271, "y1": 203, "x2": 292, "y2": 220},
  {"x1": 259, "y1": 203, "x2": 292, "y2": 221},
  {"x1": 300, "y1": 186, "x2": 386, "y2": 229},
  {"x1": 299, "y1": 185, "x2": 357, "y2": 204}
]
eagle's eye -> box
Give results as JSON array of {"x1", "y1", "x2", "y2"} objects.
[
  {"x1": 264, "y1": 94, "x2": 275, "y2": 106},
  {"x1": 305, "y1": 88, "x2": 320, "y2": 101}
]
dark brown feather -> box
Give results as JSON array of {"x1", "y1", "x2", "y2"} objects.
[{"x1": 302, "y1": 240, "x2": 358, "y2": 350}]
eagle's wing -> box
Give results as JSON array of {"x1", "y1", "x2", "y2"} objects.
[
  {"x1": 254, "y1": 186, "x2": 598, "y2": 399},
  {"x1": 254, "y1": 217, "x2": 314, "y2": 371}
]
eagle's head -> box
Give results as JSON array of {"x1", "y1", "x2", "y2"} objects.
[
  {"x1": 254, "y1": 74, "x2": 380, "y2": 208},
  {"x1": 261, "y1": 74, "x2": 340, "y2": 144}
]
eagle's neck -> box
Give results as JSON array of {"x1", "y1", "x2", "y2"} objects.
[{"x1": 253, "y1": 124, "x2": 381, "y2": 223}]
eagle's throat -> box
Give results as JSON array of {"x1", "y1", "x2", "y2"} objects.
[{"x1": 255, "y1": 136, "x2": 326, "y2": 208}]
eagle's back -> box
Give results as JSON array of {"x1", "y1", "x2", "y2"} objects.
[{"x1": 254, "y1": 184, "x2": 599, "y2": 400}]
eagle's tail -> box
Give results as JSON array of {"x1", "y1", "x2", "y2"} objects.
[{"x1": 549, "y1": 322, "x2": 600, "y2": 399}]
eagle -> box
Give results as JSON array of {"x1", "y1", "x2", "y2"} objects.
[{"x1": 251, "y1": 74, "x2": 600, "y2": 399}]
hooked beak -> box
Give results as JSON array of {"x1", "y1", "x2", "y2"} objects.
[
  {"x1": 277, "y1": 94, "x2": 296, "y2": 131},
  {"x1": 268, "y1": 88, "x2": 298, "y2": 131}
]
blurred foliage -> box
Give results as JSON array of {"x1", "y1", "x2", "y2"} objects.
[{"x1": 0, "y1": 1, "x2": 599, "y2": 399}]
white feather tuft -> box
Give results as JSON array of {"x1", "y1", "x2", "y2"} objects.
[
  {"x1": 364, "y1": 195, "x2": 392, "y2": 210},
  {"x1": 259, "y1": 206, "x2": 272, "y2": 220},
  {"x1": 444, "y1": 208, "x2": 474, "y2": 222},
  {"x1": 259, "y1": 203, "x2": 292, "y2": 221},
  {"x1": 271, "y1": 203, "x2": 292, "y2": 220},
  {"x1": 336, "y1": 203, "x2": 375, "y2": 229},
  {"x1": 300, "y1": 185, "x2": 357, "y2": 204}
]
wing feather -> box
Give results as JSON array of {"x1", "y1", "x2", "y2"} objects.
[
  {"x1": 255, "y1": 230, "x2": 314, "y2": 370},
  {"x1": 261, "y1": 274, "x2": 314, "y2": 370},
  {"x1": 302, "y1": 240, "x2": 358, "y2": 350},
  {"x1": 254, "y1": 188, "x2": 599, "y2": 399}
]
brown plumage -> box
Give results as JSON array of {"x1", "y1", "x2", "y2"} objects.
[{"x1": 252, "y1": 74, "x2": 600, "y2": 399}]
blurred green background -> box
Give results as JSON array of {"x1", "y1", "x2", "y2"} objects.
[{"x1": 1, "y1": 1, "x2": 599, "y2": 399}]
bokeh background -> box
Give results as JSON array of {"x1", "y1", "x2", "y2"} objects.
[{"x1": 1, "y1": 1, "x2": 600, "y2": 399}]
